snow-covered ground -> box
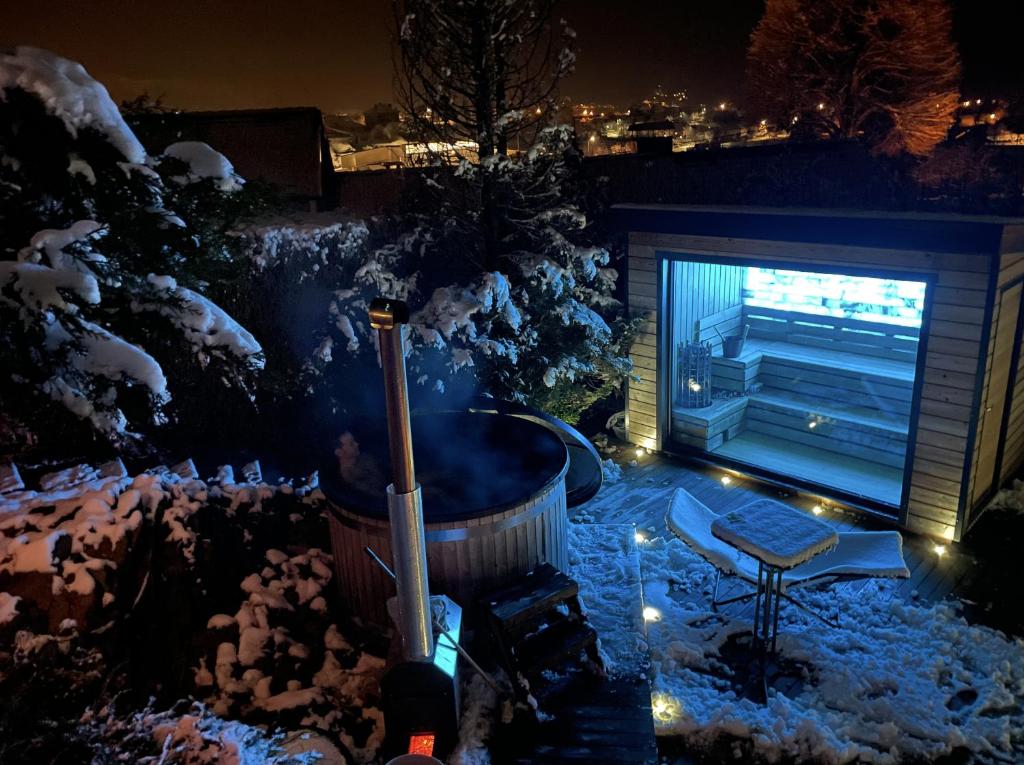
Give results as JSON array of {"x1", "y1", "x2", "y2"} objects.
[{"x1": 573, "y1": 519, "x2": 1024, "y2": 764}]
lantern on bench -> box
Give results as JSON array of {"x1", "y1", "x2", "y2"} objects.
[{"x1": 678, "y1": 340, "x2": 712, "y2": 408}]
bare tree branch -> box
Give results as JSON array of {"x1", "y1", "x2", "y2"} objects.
[{"x1": 746, "y1": 0, "x2": 961, "y2": 156}]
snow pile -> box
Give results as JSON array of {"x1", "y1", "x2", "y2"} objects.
[
  {"x1": 0, "y1": 459, "x2": 141, "y2": 632},
  {"x1": 197, "y1": 548, "x2": 385, "y2": 761},
  {"x1": 0, "y1": 46, "x2": 146, "y2": 163},
  {"x1": 0, "y1": 459, "x2": 319, "y2": 633},
  {"x1": 0, "y1": 460, "x2": 372, "y2": 762},
  {"x1": 983, "y1": 477, "x2": 1024, "y2": 515},
  {"x1": 164, "y1": 141, "x2": 244, "y2": 193},
  {"x1": 0, "y1": 592, "x2": 21, "y2": 628},
  {"x1": 569, "y1": 523, "x2": 647, "y2": 677},
  {"x1": 450, "y1": 672, "x2": 503, "y2": 765},
  {"x1": 82, "y1": 702, "x2": 321, "y2": 765},
  {"x1": 601, "y1": 458, "x2": 622, "y2": 484},
  {"x1": 574, "y1": 521, "x2": 1024, "y2": 763}
]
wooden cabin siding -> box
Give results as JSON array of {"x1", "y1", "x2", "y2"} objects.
[
  {"x1": 626, "y1": 241, "x2": 660, "y2": 450},
  {"x1": 671, "y1": 262, "x2": 745, "y2": 352},
  {"x1": 625, "y1": 229, "x2": 995, "y2": 540},
  {"x1": 978, "y1": 253, "x2": 1024, "y2": 501},
  {"x1": 967, "y1": 253, "x2": 1024, "y2": 521}
]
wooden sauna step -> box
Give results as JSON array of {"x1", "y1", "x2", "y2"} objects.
[
  {"x1": 748, "y1": 390, "x2": 909, "y2": 435},
  {"x1": 514, "y1": 618, "x2": 598, "y2": 673},
  {"x1": 486, "y1": 563, "x2": 577, "y2": 629}
]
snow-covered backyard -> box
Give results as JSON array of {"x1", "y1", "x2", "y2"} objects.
[
  {"x1": 3, "y1": 29, "x2": 1024, "y2": 765},
  {"x1": 572, "y1": 499, "x2": 1024, "y2": 764}
]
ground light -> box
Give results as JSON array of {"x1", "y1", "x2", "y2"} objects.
[
  {"x1": 643, "y1": 606, "x2": 661, "y2": 623},
  {"x1": 634, "y1": 529, "x2": 646, "y2": 544},
  {"x1": 720, "y1": 474, "x2": 732, "y2": 486},
  {"x1": 933, "y1": 544, "x2": 948, "y2": 558},
  {"x1": 651, "y1": 693, "x2": 680, "y2": 723},
  {"x1": 812, "y1": 503, "x2": 824, "y2": 515}
]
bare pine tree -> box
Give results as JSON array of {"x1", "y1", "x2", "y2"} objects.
[
  {"x1": 392, "y1": 0, "x2": 576, "y2": 267},
  {"x1": 747, "y1": 0, "x2": 961, "y2": 156},
  {"x1": 393, "y1": 0, "x2": 575, "y2": 159}
]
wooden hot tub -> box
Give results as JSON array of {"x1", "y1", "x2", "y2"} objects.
[{"x1": 322, "y1": 411, "x2": 570, "y2": 625}]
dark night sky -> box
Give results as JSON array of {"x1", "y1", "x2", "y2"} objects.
[{"x1": 4, "y1": 1, "x2": 1021, "y2": 114}]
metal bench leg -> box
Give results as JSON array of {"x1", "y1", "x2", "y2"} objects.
[
  {"x1": 711, "y1": 569, "x2": 759, "y2": 609},
  {"x1": 752, "y1": 562, "x2": 763, "y2": 640},
  {"x1": 770, "y1": 569, "x2": 783, "y2": 655},
  {"x1": 761, "y1": 568, "x2": 775, "y2": 649},
  {"x1": 778, "y1": 591, "x2": 841, "y2": 629}
]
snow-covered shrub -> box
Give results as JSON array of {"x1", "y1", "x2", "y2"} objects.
[
  {"x1": 227, "y1": 217, "x2": 371, "y2": 416},
  {"x1": 307, "y1": 127, "x2": 639, "y2": 423},
  {"x1": 0, "y1": 47, "x2": 264, "y2": 453}
]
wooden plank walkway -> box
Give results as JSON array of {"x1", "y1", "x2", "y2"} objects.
[
  {"x1": 511, "y1": 525, "x2": 658, "y2": 765},
  {"x1": 514, "y1": 676, "x2": 658, "y2": 765}
]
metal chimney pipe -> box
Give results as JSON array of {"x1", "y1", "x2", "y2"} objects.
[{"x1": 369, "y1": 297, "x2": 433, "y2": 662}]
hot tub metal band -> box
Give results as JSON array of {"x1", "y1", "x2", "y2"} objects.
[{"x1": 328, "y1": 487, "x2": 564, "y2": 542}]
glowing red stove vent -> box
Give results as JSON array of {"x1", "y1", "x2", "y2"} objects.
[{"x1": 408, "y1": 733, "x2": 436, "y2": 756}]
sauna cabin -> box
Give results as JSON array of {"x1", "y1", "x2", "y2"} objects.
[{"x1": 614, "y1": 204, "x2": 1024, "y2": 541}]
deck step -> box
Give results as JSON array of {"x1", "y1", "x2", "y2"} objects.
[
  {"x1": 481, "y1": 564, "x2": 605, "y2": 729},
  {"x1": 486, "y1": 563, "x2": 577, "y2": 630},
  {"x1": 515, "y1": 618, "x2": 598, "y2": 672}
]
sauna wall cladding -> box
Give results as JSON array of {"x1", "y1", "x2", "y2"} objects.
[{"x1": 618, "y1": 205, "x2": 1024, "y2": 541}]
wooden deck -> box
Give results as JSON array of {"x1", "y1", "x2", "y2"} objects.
[
  {"x1": 569, "y1": 448, "x2": 980, "y2": 741},
  {"x1": 579, "y1": 450, "x2": 975, "y2": 612},
  {"x1": 512, "y1": 449, "x2": 999, "y2": 764}
]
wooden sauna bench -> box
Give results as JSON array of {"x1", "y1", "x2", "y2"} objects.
[{"x1": 672, "y1": 336, "x2": 917, "y2": 507}]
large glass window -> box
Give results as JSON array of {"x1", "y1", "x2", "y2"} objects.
[{"x1": 668, "y1": 260, "x2": 926, "y2": 509}]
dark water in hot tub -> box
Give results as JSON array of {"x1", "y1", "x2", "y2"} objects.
[{"x1": 319, "y1": 411, "x2": 569, "y2": 522}]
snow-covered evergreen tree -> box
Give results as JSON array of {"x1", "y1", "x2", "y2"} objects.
[
  {"x1": 307, "y1": 108, "x2": 634, "y2": 423},
  {"x1": 0, "y1": 48, "x2": 264, "y2": 454}
]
